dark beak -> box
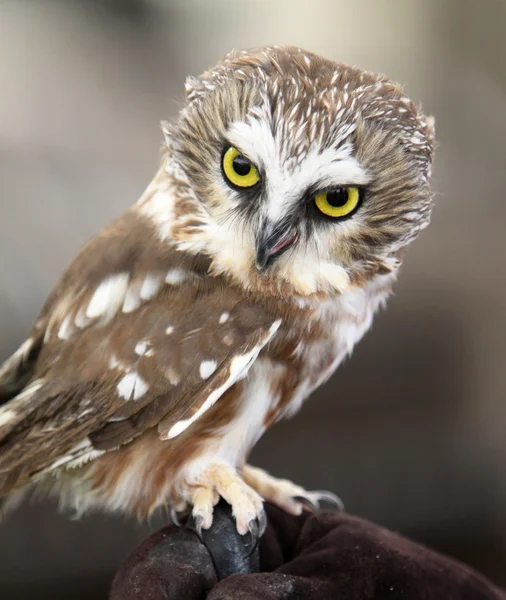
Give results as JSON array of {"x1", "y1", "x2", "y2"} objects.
[{"x1": 255, "y1": 222, "x2": 298, "y2": 272}]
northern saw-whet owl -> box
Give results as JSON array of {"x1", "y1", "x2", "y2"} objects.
[{"x1": 0, "y1": 46, "x2": 435, "y2": 537}]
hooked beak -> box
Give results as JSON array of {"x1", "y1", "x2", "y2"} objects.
[{"x1": 255, "y1": 222, "x2": 298, "y2": 272}]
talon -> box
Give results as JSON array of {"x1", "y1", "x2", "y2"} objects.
[
  {"x1": 245, "y1": 515, "x2": 264, "y2": 556},
  {"x1": 257, "y1": 508, "x2": 267, "y2": 537},
  {"x1": 193, "y1": 514, "x2": 204, "y2": 540},
  {"x1": 293, "y1": 495, "x2": 319, "y2": 512},
  {"x1": 247, "y1": 518, "x2": 258, "y2": 541},
  {"x1": 170, "y1": 507, "x2": 182, "y2": 527},
  {"x1": 307, "y1": 490, "x2": 344, "y2": 512}
]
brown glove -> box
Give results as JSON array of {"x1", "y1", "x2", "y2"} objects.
[{"x1": 110, "y1": 504, "x2": 505, "y2": 600}]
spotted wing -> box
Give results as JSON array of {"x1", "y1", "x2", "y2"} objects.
[
  {"x1": 0, "y1": 200, "x2": 282, "y2": 494},
  {"x1": 0, "y1": 279, "x2": 280, "y2": 494}
]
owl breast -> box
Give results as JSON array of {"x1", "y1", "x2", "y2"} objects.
[{"x1": 261, "y1": 272, "x2": 396, "y2": 425}]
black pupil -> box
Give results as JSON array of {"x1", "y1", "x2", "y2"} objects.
[
  {"x1": 326, "y1": 188, "x2": 349, "y2": 207},
  {"x1": 232, "y1": 155, "x2": 251, "y2": 176}
]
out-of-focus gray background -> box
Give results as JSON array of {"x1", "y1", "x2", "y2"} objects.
[{"x1": 1, "y1": 0, "x2": 505, "y2": 597}]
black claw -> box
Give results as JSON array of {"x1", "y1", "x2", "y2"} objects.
[
  {"x1": 194, "y1": 515, "x2": 204, "y2": 540},
  {"x1": 293, "y1": 495, "x2": 319, "y2": 512},
  {"x1": 258, "y1": 508, "x2": 267, "y2": 537},
  {"x1": 293, "y1": 491, "x2": 345, "y2": 513}
]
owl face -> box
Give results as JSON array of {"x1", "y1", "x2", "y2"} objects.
[{"x1": 172, "y1": 47, "x2": 435, "y2": 296}]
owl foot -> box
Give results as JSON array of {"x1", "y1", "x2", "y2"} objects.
[
  {"x1": 242, "y1": 464, "x2": 344, "y2": 516},
  {"x1": 187, "y1": 463, "x2": 265, "y2": 538}
]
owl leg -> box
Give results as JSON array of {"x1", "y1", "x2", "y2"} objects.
[
  {"x1": 188, "y1": 462, "x2": 265, "y2": 537},
  {"x1": 242, "y1": 464, "x2": 344, "y2": 516}
]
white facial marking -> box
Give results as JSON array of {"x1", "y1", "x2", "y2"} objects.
[
  {"x1": 219, "y1": 312, "x2": 230, "y2": 324},
  {"x1": 165, "y1": 320, "x2": 281, "y2": 439},
  {"x1": 117, "y1": 371, "x2": 149, "y2": 401},
  {"x1": 0, "y1": 409, "x2": 16, "y2": 427},
  {"x1": 199, "y1": 360, "x2": 218, "y2": 380},
  {"x1": 86, "y1": 273, "x2": 129, "y2": 320},
  {"x1": 140, "y1": 272, "x2": 164, "y2": 300},
  {"x1": 165, "y1": 268, "x2": 187, "y2": 285},
  {"x1": 165, "y1": 325, "x2": 174, "y2": 335}
]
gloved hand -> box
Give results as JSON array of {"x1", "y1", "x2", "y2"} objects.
[{"x1": 110, "y1": 503, "x2": 505, "y2": 600}]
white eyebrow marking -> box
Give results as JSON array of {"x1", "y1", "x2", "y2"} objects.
[
  {"x1": 87, "y1": 273, "x2": 130, "y2": 319},
  {"x1": 117, "y1": 371, "x2": 149, "y2": 401},
  {"x1": 227, "y1": 119, "x2": 370, "y2": 223},
  {"x1": 199, "y1": 360, "x2": 217, "y2": 379}
]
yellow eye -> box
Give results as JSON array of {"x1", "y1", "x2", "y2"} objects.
[
  {"x1": 314, "y1": 186, "x2": 361, "y2": 218},
  {"x1": 222, "y1": 146, "x2": 260, "y2": 189}
]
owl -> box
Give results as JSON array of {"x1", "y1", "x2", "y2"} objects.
[{"x1": 0, "y1": 46, "x2": 435, "y2": 538}]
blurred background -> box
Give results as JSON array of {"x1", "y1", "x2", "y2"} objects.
[{"x1": 1, "y1": 0, "x2": 505, "y2": 597}]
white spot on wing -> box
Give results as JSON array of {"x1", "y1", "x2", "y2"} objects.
[
  {"x1": 86, "y1": 273, "x2": 130, "y2": 320},
  {"x1": 12, "y1": 379, "x2": 44, "y2": 403},
  {"x1": 74, "y1": 306, "x2": 91, "y2": 329},
  {"x1": 269, "y1": 319, "x2": 282, "y2": 335},
  {"x1": 165, "y1": 367, "x2": 180, "y2": 385},
  {"x1": 0, "y1": 409, "x2": 16, "y2": 427},
  {"x1": 122, "y1": 285, "x2": 142, "y2": 314},
  {"x1": 199, "y1": 360, "x2": 217, "y2": 379},
  {"x1": 109, "y1": 355, "x2": 128, "y2": 371},
  {"x1": 117, "y1": 371, "x2": 149, "y2": 401},
  {"x1": 58, "y1": 314, "x2": 73, "y2": 340},
  {"x1": 0, "y1": 338, "x2": 34, "y2": 380},
  {"x1": 219, "y1": 312, "x2": 229, "y2": 324},
  {"x1": 107, "y1": 415, "x2": 129, "y2": 423},
  {"x1": 165, "y1": 325, "x2": 174, "y2": 335},
  {"x1": 135, "y1": 341, "x2": 149, "y2": 356},
  {"x1": 140, "y1": 273, "x2": 163, "y2": 300},
  {"x1": 165, "y1": 268, "x2": 187, "y2": 285}
]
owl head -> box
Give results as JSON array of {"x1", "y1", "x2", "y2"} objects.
[{"x1": 167, "y1": 46, "x2": 436, "y2": 297}]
